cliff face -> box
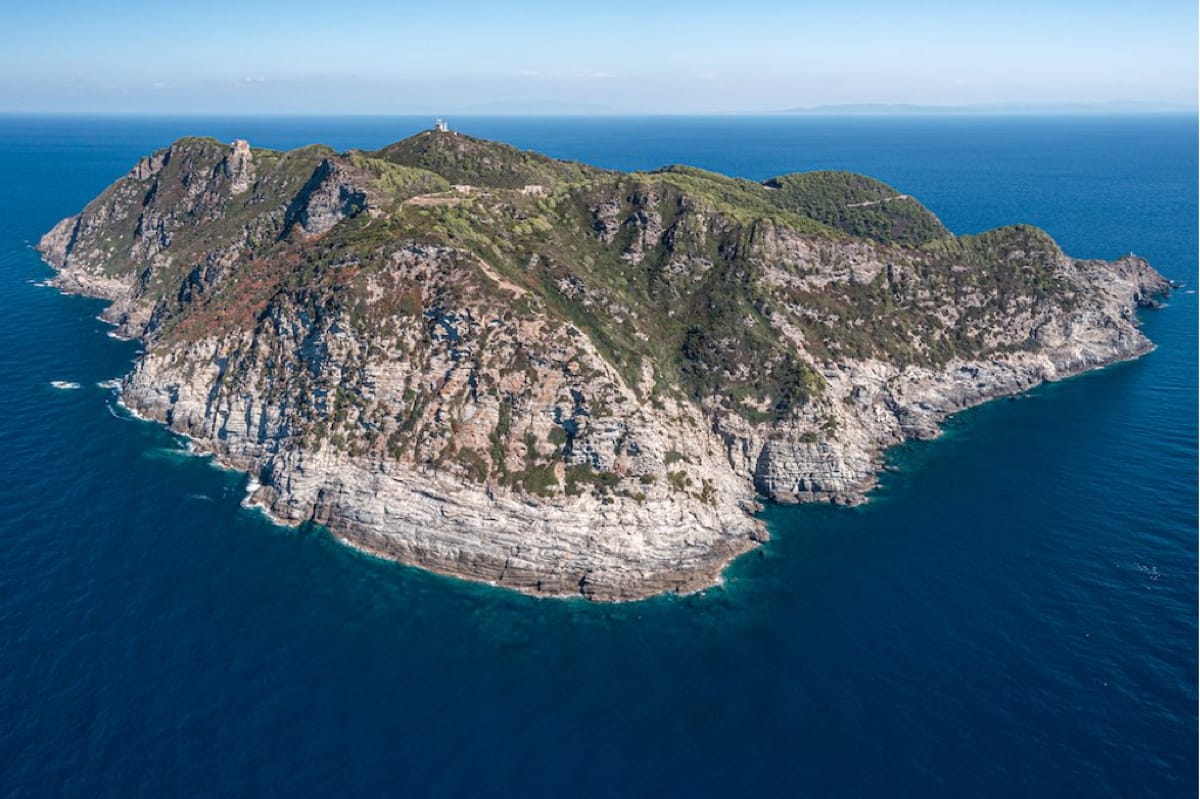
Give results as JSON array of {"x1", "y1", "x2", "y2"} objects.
[{"x1": 39, "y1": 130, "x2": 1171, "y2": 600}]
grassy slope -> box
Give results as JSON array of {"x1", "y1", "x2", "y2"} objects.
[
  {"x1": 764, "y1": 170, "x2": 949, "y2": 246},
  {"x1": 372, "y1": 131, "x2": 606, "y2": 189}
]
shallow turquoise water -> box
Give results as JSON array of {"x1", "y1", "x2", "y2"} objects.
[{"x1": 0, "y1": 115, "x2": 1194, "y2": 797}]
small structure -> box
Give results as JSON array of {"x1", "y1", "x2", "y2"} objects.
[{"x1": 434, "y1": 119, "x2": 449, "y2": 133}]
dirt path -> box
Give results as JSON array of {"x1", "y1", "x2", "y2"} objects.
[
  {"x1": 472, "y1": 256, "x2": 527, "y2": 297},
  {"x1": 402, "y1": 193, "x2": 464, "y2": 208},
  {"x1": 401, "y1": 185, "x2": 475, "y2": 208},
  {"x1": 846, "y1": 194, "x2": 909, "y2": 208}
]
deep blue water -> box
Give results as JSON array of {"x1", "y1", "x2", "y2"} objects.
[{"x1": 0, "y1": 115, "x2": 1195, "y2": 798}]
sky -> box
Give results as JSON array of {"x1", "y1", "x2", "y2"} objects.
[{"x1": 3, "y1": 0, "x2": 1196, "y2": 114}]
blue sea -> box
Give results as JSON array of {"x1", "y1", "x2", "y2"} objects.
[{"x1": 0, "y1": 114, "x2": 1195, "y2": 798}]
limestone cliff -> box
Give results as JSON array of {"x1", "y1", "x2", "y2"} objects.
[{"x1": 39, "y1": 130, "x2": 1172, "y2": 600}]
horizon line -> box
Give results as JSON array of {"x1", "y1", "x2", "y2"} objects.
[{"x1": 1, "y1": 108, "x2": 1197, "y2": 119}]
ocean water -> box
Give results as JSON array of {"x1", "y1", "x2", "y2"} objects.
[{"x1": 0, "y1": 114, "x2": 1194, "y2": 798}]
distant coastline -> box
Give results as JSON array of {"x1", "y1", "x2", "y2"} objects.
[{"x1": 782, "y1": 101, "x2": 1197, "y2": 116}]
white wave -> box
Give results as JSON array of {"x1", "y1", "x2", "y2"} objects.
[
  {"x1": 50, "y1": 380, "x2": 81, "y2": 390},
  {"x1": 241, "y1": 476, "x2": 266, "y2": 511},
  {"x1": 105, "y1": 400, "x2": 132, "y2": 420}
]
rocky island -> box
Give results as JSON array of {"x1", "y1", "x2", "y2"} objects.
[{"x1": 39, "y1": 128, "x2": 1171, "y2": 600}]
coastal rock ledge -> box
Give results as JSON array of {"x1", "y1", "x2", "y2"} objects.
[{"x1": 39, "y1": 131, "x2": 1172, "y2": 600}]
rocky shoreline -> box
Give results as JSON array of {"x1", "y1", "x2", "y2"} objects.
[{"x1": 39, "y1": 133, "x2": 1172, "y2": 600}]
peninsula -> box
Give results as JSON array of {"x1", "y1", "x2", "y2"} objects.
[{"x1": 39, "y1": 128, "x2": 1171, "y2": 600}]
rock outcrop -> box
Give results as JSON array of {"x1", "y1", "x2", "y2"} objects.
[
  {"x1": 39, "y1": 130, "x2": 1172, "y2": 600},
  {"x1": 222, "y1": 139, "x2": 255, "y2": 195}
]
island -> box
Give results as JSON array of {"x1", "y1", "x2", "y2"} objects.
[{"x1": 39, "y1": 127, "x2": 1171, "y2": 600}]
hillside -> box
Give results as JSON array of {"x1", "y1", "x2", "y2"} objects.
[{"x1": 39, "y1": 127, "x2": 1171, "y2": 600}]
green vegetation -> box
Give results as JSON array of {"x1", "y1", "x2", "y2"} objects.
[
  {"x1": 345, "y1": 154, "x2": 450, "y2": 206},
  {"x1": 564, "y1": 462, "x2": 621, "y2": 496},
  {"x1": 764, "y1": 171, "x2": 948, "y2": 246},
  {"x1": 489, "y1": 403, "x2": 512, "y2": 473},
  {"x1": 646, "y1": 166, "x2": 835, "y2": 235},
  {"x1": 373, "y1": 131, "x2": 605, "y2": 189},
  {"x1": 518, "y1": 463, "x2": 560, "y2": 497}
]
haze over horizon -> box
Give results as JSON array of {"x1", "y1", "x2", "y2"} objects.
[{"x1": 4, "y1": 0, "x2": 1196, "y2": 115}]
